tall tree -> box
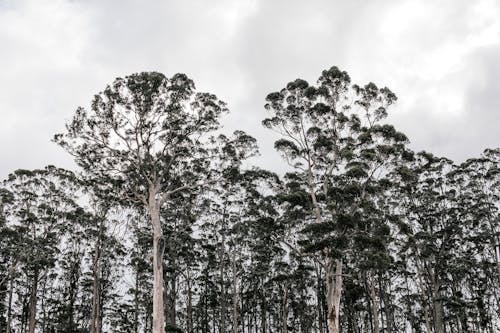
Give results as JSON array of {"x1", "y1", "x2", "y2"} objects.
[
  {"x1": 54, "y1": 72, "x2": 257, "y2": 332},
  {"x1": 263, "y1": 66, "x2": 405, "y2": 333},
  {"x1": 2, "y1": 166, "x2": 79, "y2": 333}
]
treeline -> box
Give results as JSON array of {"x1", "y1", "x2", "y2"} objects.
[{"x1": 0, "y1": 67, "x2": 499, "y2": 333}]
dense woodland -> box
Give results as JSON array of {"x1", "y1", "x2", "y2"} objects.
[{"x1": 0, "y1": 67, "x2": 499, "y2": 333}]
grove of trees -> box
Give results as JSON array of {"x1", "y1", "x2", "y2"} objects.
[{"x1": 1, "y1": 67, "x2": 499, "y2": 333}]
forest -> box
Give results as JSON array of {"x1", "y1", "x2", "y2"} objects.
[{"x1": 0, "y1": 66, "x2": 499, "y2": 333}]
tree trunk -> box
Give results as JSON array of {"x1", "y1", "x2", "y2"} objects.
[
  {"x1": 433, "y1": 288, "x2": 444, "y2": 333},
  {"x1": 369, "y1": 271, "x2": 380, "y2": 333},
  {"x1": 231, "y1": 251, "x2": 238, "y2": 333},
  {"x1": 6, "y1": 275, "x2": 14, "y2": 333},
  {"x1": 91, "y1": 219, "x2": 103, "y2": 333},
  {"x1": 187, "y1": 272, "x2": 193, "y2": 333},
  {"x1": 316, "y1": 264, "x2": 325, "y2": 333},
  {"x1": 40, "y1": 275, "x2": 47, "y2": 333},
  {"x1": 415, "y1": 260, "x2": 431, "y2": 333},
  {"x1": 219, "y1": 219, "x2": 226, "y2": 333},
  {"x1": 428, "y1": 262, "x2": 444, "y2": 333},
  {"x1": 150, "y1": 187, "x2": 165, "y2": 333},
  {"x1": 28, "y1": 269, "x2": 39, "y2": 333},
  {"x1": 382, "y1": 276, "x2": 395, "y2": 333},
  {"x1": 261, "y1": 298, "x2": 267, "y2": 333},
  {"x1": 326, "y1": 258, "x2": 342, "y2": 333}
]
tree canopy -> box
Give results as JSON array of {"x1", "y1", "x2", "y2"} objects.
[{"x1": 1, "y1": 67, "x2": 499, "y2": 333}]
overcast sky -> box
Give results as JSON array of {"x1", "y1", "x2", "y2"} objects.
[{"x1": 1, "y1": 0, "x2": 499, "y2": 179}]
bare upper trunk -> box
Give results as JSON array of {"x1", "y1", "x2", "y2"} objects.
[
  {"x1": 150, "y1": 186, "x2": 165, "y2": 333},
  {"x1": 326, "y1": 258, "x2": 342, "y2": 333}
]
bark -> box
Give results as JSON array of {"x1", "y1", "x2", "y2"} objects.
[
  {"x1": 428, "y1": 261, "x2": 444, "y2": 333},
  {"x1": 415, "y1": 260, "x2": 431, "y2": 333},
  {"x1": 6, "y1": 276, "x2": 14, "y2": 333},
  {"x1": 326, "y1": 258, "x2": 342, "y2": 333},
  {"x1": 187, "y1": 271, "x2": 193, "y2": 333},
  {"x1": 91, "y1": 219, "x2": 103, "y2": 333},
  {"x1": 261, "y1": 298, "x2": 267, "y2": 333},
  {"x1": 382, "y1": 276, "x2": 395, "y2": 333},
  {"x1": 316, "y1": 264, "x2": 325, "y2": 333},
  {"x1": 433, "y1": 290, "x2": 444, "y2": 333},
  {"x1": 231, "y1": 251, "x2": 238, "y2": 333},
  {"x1": 40, "y1": 276, "x2": 47, "y2": 333},
  {"x1": 308, "y1": 164, "x2": 343, "y2": 333},
  {"x1": 28, "y1": 269, "x2": 39, "y2": 333},
  {"x1": 163, "y1": 262, "x2": 177, "y2": 329},
  {"x1": 219, "y1": 217, "x2": 226, "y2": 333},
  {"x1": 150, "y1": 186, "x2": 165, "y2": 333},
  {"x1": 369, "y1": 272, "x2": 380, "y2": 333}
]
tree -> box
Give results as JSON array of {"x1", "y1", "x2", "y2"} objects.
[
  {"x1": 54, "y1": 72, "x2": 257, "y2": 332},
  {"x1": 263, "y1": 66, "x2": 405, "y2": 333},
  {"x1": 2, "y1": 166, "x2": 79, "y2": 333}
]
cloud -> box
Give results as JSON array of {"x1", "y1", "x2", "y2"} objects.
[{"x1": 0, "y1": 0, "x2": 499, "y2": 180}]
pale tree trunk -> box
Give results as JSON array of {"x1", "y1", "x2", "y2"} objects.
[
  {"x1": 308, "y1": 169, "x2": 343, "y2": 333},
  {"x1": 231, "y1": 251, "x2": 238, "y2": 333},
  {"x1": 369, "y1": 271, "x2": 380, "y2": 333},
  {"x1": 28, "y1": 269, "x2": 39, "y2": 333},
  {"x1": 150, "y1": 186, "x2": 165, "y2": 333},
  {"x1": 326, "y1": 258, "x2": 342, "y2": 333}
]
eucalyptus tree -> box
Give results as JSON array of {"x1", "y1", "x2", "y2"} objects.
[
  {"x1": 457, "y1": 148, "x2": 500, "y2": 285},
  {"x1": 128, "y1": 212, "x2": 154, "y2": 333},
  {"x1": 449, "y1": 149, "x2": 500, "y2": 330},
  {"x1": 55, "y1": 72, "x2": 258, "y2": 332},
  {"x1": 263, "y1": 66, "x2": 406, "y2": 333},
  {"x1": 391, "y1": 152, "x2": 463, "y2": 332},
  {"x1": 0, "y1": 188, "x2": 16, "y2": 333},
  {"x1": 2, "y1": 166, "x2": 79, "y2": 333}
]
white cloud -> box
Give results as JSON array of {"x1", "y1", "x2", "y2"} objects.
[{"x1": 0, "y1": 0, "x2": 499, "y2": 179}]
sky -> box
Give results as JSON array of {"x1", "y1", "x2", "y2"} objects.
[{"x1": 1, "y1": 0, "x2": 499, "y2": 179}]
